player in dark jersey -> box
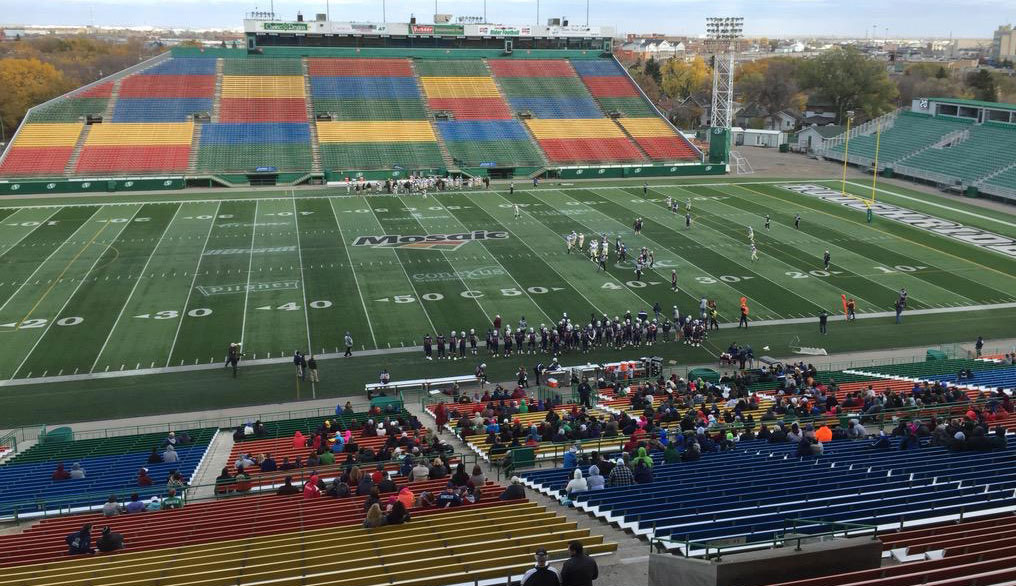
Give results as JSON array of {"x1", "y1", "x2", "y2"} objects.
[
  {"x1": 436, "y1": 333, "x2": 446, "y2": 359},
  {"x1": 423, "y1": 334, "x2": 433, "y2": 360}
]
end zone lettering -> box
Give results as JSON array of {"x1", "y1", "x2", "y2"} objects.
[
  {"x1": 353, "y1": 231, "x2": 507, "y2": 251},
  {"x1": 781, "y1": 184, "x2": 1016, "y2": 259}
]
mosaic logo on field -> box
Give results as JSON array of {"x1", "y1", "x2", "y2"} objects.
[
  {"x1": 203, "y1": 246, "x2": 297, "y2": 256},
  {"x1": 781, "y1": 184, "x2": 1016, "y2": 259},
  {"x1": 352, "y1": 231, "x2": 507, "y2": 251},
  {"x1": 197, "y1": 281, "x2": 301, "y2": 296},
  {"x1": 412, "y1": 266, "x2": 505, "y2": 282}
]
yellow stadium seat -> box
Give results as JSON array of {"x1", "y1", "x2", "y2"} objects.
[
  {"x1": 619, "y1": 117, "x2": 679, "y2": 137},
  {"x1": 85, "y1": 123, "x2": 194, "y2": 146},
  {"x1": 419, "y1": 77, "x2": 501, "y2": 99},
  {"x1": 12, "y1": 123, "x2": 85, "y2": 147},
  {"x1": 524, "y1": 119, "x2": 626, "y2": 140},
  {"x1": 220, "y1": 76, "x2": 306, "y2": 99},
  {"x1": 316, "y1": 121, "x2": 436, "y2": 143}
]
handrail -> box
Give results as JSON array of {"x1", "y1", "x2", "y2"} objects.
[
  {"x1": 649, "y1": 519, "x2": 878, "y2": 560},
  {"x1": 2, "y1": 450, "x2": 476, "y2": 522}
]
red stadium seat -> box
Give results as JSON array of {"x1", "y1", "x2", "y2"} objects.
[
  {"x1": 539, "y1": 138, "x2": 645, "y2": 163},
  {"x1": 307, "y1": 58, "x2": 413, "y2": 77},
  {"x1": 582, "y1": 76, "x2": 641, "y2": 98},
  {"x1": 0, "y1": 147, "x2": 74, "y2": 175},
  {"x1": 488, "y1": 60, "x2": 576, "y2": 77},
  {"x1": 635, "y1": 136, "x2": 699, "y2": 160},
  {"x1": 74, "y1": 81, "x2": 115, "y2": 98},
  {"x1": 119, "y1": 75, "x2": 215, "y2": 98},
  {"x1": 428, "y1": 98, "x2": 513, "y2": 119},
  {"x1": 75, "y1": 145, "x2": 190, "y2": 173},
  {"x1": 219, "y1": 98, "x2": 309, "y2": 122}
]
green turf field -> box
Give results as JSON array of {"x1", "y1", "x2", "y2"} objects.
[{"x1": 0, "y1": 178, "x2": 1014, "y2": 383}]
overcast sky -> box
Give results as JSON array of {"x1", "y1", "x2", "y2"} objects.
[{"x1": 3, "y1": 0, "x2": 1011, "y2": 38}]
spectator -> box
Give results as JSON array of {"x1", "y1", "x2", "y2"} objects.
[
  {"x1": 69, "y1": 463, "x2": 86, "y2": 480},
  {"x1": 411, "y1": 459, "x2": 430, "y2": 482},
  {"x1": 362, "y1": 486, "x2": 381, "y2": 512},
  {"x1": 499, "y1": 476, "x2": 526, "y2": 500},
  {"x1": 167, "y1": 471, "x2": 187, "y2": 491},
  {"x1": 215, "y1": 467, "x2": 233, "y2": 491},
  {"x1": 847, "y1": 419, "x2": 868, "y2": 439},
  {"x1": 521, "y1": 548, "x2": 561, "y2": 586},
  {"x1": 815, "y1": 425, "x2": 833, "y2": 443},
  {"x1": 564, "y1": 468, "x2": 588, "y2": 497},
  {"x1": 163, "y1": 431, "x2": 177, "y2": 448},
  {"x1": 145, "y1": 496, "x2": 162, "y2": 511},
  {"x1": 293, "y1": 431, "x2": 306, "y2": 449},
  {"x1": 52, "y1": 463, "x2": 71, "y2": 481},
  {"x1": 147, "y1": 448, "x2": 162, "y2": 465},
  {"x1": 632, "y1": 447, "x2": 653, "y2": 469},
  {"x1": 662, "y1": 443, "x2": 680, "y2": 464},
  {"x1": 437, "y1": 482, "x2": 463, "y2": 508},
  {"x1": 276, "y1": 476, "x2": 301, "y2": 496},
  {"x1": 586, "y1": 465, "x2": 605, "y2": 491},
  {"x1": 396, "y1": 486, "x2": 415, "y2": 510},
  {"x1": 385, "y1": 500, "x2": 411, "y2": 525},
  {"x1": 377, "y1": 472, "x2": 397, "y2": 494},
  {"x1": 65, "y1": 523, "x2": 94, "y2": 555},
  {"x1": 163, "y1": 488, "x2": 184, "y2": 509},
  {"x1": 364, "y1": 503, "x2": 385, "y2": 528},
  {"x1": 563, "y1": 444, "x2": 579, "y2": 469},
  {"x1": 234, "y1": 453, "x2": 254, "y2": 471},
  {"x1": 125, "y1": 494, "x2": 145, "y2": 514},
  {"x1": 633, "y1": 461, "x2": 653, "y2": 484},
  {"x1": 260, "y1": 453, "x2": 278, "y2": 472},
  {"x1": 303, "y1": 475, "x2": 321, "y2": 499},
  {"x1": 326, "y1": 479, "x2": 351, "y2": 498},
  {"x1": 417, "y1": 490, "x2": 437, "y2": 508},
  {"x1": 162, "y1": 445, "x2": 179, "y2": 464},
  {"x1": 101, "y1": 495, "x2": 120, "y2": 517},
  {"x1": 96, "y1": 526, "x2": 124, "y2": 553},
  {"x1": 234, "y1": 467, "x2": 251, "y2": 492},
  {"x1": 356, "y1": 470, "x2": 374, "y2": 496},
  {"x1": 469, "y1": 464, "x2": 486, "y2": 498},
  {"x1": 606, "y1": 457, "x2": 634, "y2": 487},
  {"x1": 451, "y1": 462, "x2": 470, "y2": 487},
  {"x1": 561, "y1": 540, "x2": 598, "y2": 586}
]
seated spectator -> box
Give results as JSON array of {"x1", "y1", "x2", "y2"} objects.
[
  {"x1": 279, "y1": 457, "x2": 296, "y2": 471},
  {"x1": 276, "y1": 476, "x2": 301, "y2": 496},
  {"x1": 96, "y1": 526, "x2": 124, "y2": 553},
  {"x1": 870, "y1": 431, "x2": 892, "y2": 450},
  {"x1": 563, "y1": 444, "x2": 579, "y2": 468},
  {"x1": 633, "y1": 461, "x2": 653, "y2": 484},
  {"x1": 411, "y1": 459, "x2": 430, "y2": 482},
  {"x1": 303, "y1": 475, "x2": 321, "y2": 499},
  {"x1": 681, "y1": 442, "x2": 702, "y2": 462},
  {"x1": 69, "y1": 463, "x2": 86, "y2": 480},
  {"x1": 214, "y1": 467, "x2": 233, "y2": 491},
  {"x1": 377, "y1": 473, "x2": 397, "y2": 494},
  {"x1": 385, "y1": 500, "x2": 410, "y2": 525},
  {"x1": 396, "y1": 487, "x2": 414, "y2": 510},
  {"x1": 163, "y1": 488, "x2": 184, "y2": 509},
  {"x1": 437, "y1": 483, "x2": 462, "y2": 508},
  {"x1": 564, "y1": 468, "x2": 588, "y2": 496},
  {"x1": 260, "y1": 453, "x2": 277, "y2": 472},
  {"x1": 363, "y1": 503, "x2": 385, "y2": 528},
  {"x1": 125, "y1": 494, "x2": 145, "y2": 514},
  {"x1": 167, "y1": 471, "x2": 187, "y2": 491},
  {"x1": 607, "y1": 457, "x2": 634, "y2": 487},
  {"x1": 65, "y1": 523, "x2": 94, "y2": 555},
  {"x1": 146, "y1": 447, "x2": 162, "y2": 464},
  {"x1": 815, "y1": 425, "x2": 833, "y2": 443},
  {"x1": 362, "y1": 486, "x2": 381, "y2": 512},
  {"x1": 234, "y1": 468, "x2": 252, "y2": 492},
  {"x1": 293, "y1": 430, "x2": 306, "y2": 449},
  {"x1": 163, "y1": 432, "x2": 177, "y2": 448},
  {"x1": 847, "y1": 419, "x2": 868, "y2": 439},
  {"x1": 145, "y1": 496, "x2": 162, "y2": 511},
  {"x1": 101, "y1": 495, "x2": 120, "y2": 517},
  {"x1": 234, "y1": 453, "x2": 254, "y2": 471},
  {"x1": 900, "y1": 432, "x2": 920, "y2": 450},
  {"x1": 417, "y1": 490, "x2": 437, "y2": 507},
  {"x1": 52, "y1": 463, "x2": 71, "y2": 481},
  {"x1": 586, "y1": 465, "x2": 605, "y2": 491},
  {"x1": 632, "y1": 447, "x2": 653, "y2": 469},
  {"x1": 162, "y1": 445, "x2": 179, "y2": 464},
  {"x1": 306, "y1": 452, "x2": 320, "y2": 467},
  {"x1": 499, "y1": 476, "x2": 526, "y2": 500},
  {"x1": 318, "y1": 449, "x2": 335, "y2": 466}
]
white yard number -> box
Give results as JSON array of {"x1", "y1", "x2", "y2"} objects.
[
  {"x1": 601, "y1": 282, "x2": 622, "y2": 290},
  {"x1": 786, "y1": 270, "x2": 833, "y2": 279},
  {"x1": 154, "y1": 310, "x2": 179, "y2": 320},
  {"x1": 394, "y1": 295, "x2": 415, "y2": 304},
  {"x1": 2, "y1": 317, "x2": 83, "y2": 329},
  {"x1": 277, "y1": 302, "x2": 300, "y2": 311},
  {"x1": 501, "y1": 288, "x2": 522, "y2": 296},
  {"x1": 874, "y1": 265, "x2": 921, "y2": 274}
]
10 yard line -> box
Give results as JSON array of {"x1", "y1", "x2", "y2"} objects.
[
  {"x1": 166, "y1": 202, "x2": 221, "y2": 367},
  {"x1": 327, "y1": 200, "x2": 378, "y2": 349},
  {"x1": 238, "y1": 200, "x2": 259, "y2": 347},
  {"x1": 11, "y1": 206, "x2": 142, "y2": 379},
  {"x1": 90, "y1": 203, "x2": 182, "y2": 373},
  {"x1": 291, "y1": 193, "x2": 313, "y2": 355}
]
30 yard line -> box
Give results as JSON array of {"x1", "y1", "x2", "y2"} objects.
[
  {"x1": 166, "y1": 202, "x2": 221, "y2": 367},
  {"x1": 291, "y1": 193, "x2": 313, "y2": 355},
  {"x1": 238, "y1": 200, "x2": 259, "y2": 347},
  {"x1": 90, "y1": 203, "x2": 182, "y2": 373},
  {"x1": 327, "y1": 199, "x2": 377, "y2": 348},
  {"x1": 11, "y1": 206, "x2": 142, "y2": 379}
]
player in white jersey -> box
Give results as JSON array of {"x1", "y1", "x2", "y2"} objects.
[
  {"x1": 589, "y1": 240, "x2": 598, "y2": 261},
  {"x1": 750, "y1": 243, "x2": 759, "y2": 262},
  {"x1": 514, "y1": 203, "x2": 521, "y2": 219},
  {"x1": 577, "y1": 232, "x2": 584, "y2": 250},
  {"x1": 748, "y1": 225, "x2": 754, "y2": 243}
]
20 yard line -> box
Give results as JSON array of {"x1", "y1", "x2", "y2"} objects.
[
  {"x1": 327, "y1": 199, "x2": 377, "y2": 348},
  {"x1": 166, "y1": 202, "x2": 221, "y2": 367},
  {"x1": 291, "y1": 193, "x2": 313, "y2": 355},
  {"x1": 90, "y1": 204, "x2": 182, "y2": 373},
  {"x1": 238, "y1": 200, "x2": 259, "y2": 347},
  {"x1": 11, "y1": 206, "x2": 142, "y2": 379}
]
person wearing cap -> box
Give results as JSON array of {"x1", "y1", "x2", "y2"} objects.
[
  {"x1": 561, "y1": 540, "x2": 598, "y2": 586},
  {"x1": 145, "y1": 496, "x2": 162, "y2": 512},
  {"x1": 96, "y1": 526, "x2": 125, "y2": 553},
  {"x1": 521, "y1": 548, "x2": 561, "y2": 586},
  {"x1": 606, "y1": 456, "x2": 634, "y2": 488},
  {"x1": 499, "y1": 476, "x2": 526, "y2": 500},
  {"x1": 137, "y1": 467, "x2": 153, "y2": 487}
]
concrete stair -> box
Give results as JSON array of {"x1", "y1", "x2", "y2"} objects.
[
  {"x1": 302, "y1": 58, "x2": 323, "y2": 174},
  {"x1": 63, "y1": 125, "x2": 92, "y2": 175}
]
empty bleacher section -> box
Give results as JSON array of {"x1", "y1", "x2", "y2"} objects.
[
  {"x1": 418, "y1": 60, "x2": 513, "y2": 120},
  {"x1": 0, "y1": 428, "x2": 215, "y2": 516},
  {"x1": 825, "y1": 111, "x2": 974, "y2": 166},
  {"x1": 526, "y1": 119, "x2": 644, "y2": 163},
  {"x1": 197, "y1": 122, "x2": 312, "y2": 172},
  {"x1": 218, "y1": 63, "x2": 309, "y2": 123},
  {"x1": 317, "y1": 120, "x2": 444, "y2": 171},
  {"x1": 899, "y1": 123, "x2": 1016, "y2": 183},
  {"x1": 437, "y1": 120, "x2": 545, "y2": 167},
  {"x1": 76, "y1": 122, "x2": 193, "y2": 174},
  {"x1": 0, "y1": 123, "x2": 83, "y2": 175},
  {"x1": 619, "y1": 117, "x2": 700, "y2": 161}
]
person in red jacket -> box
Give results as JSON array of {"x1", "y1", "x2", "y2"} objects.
[{"x1": 52, "y1": 463, "x2": 71, "y2": 481}]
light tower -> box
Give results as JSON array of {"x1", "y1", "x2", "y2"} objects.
[{"x1": 706, "y1": 17, "x2": 743, "y2": 130}]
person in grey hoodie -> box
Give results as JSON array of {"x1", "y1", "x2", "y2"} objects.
[
  {"x1": 70, "y1": 463, "x2": 86, "y2": 479},
  {"x1": 162, "y1": 445, "x2": 180, "y2": 464},
  {"x1": 586, "y1": 465, "x2": 605, "y2": 491}
]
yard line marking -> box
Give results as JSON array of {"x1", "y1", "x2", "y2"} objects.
[
  {"x1": 327, "y1": 200, "x2": 377, "y2": 349},
  {"x1": 0, "y1": 208, "x2": 61, "y2": 258},
  {"x1": 11, "y1": 206, "x2": 142, "y2": 380},
  {"x1": 480, "y1": 192, "x2": 607, "y2": 316},
  {"x1": 362, "y1": 200, "x2": 440, "y2": 337},
  {"x1": 291, "y1": 193, "x2": 313, "y2": 355},
  {"x1": 0, "y1": 207, "x2": 103, "y2": 315},
  {"x1": 90, "y1": 203, "x2": 182, "y2": 373},
  {"x1": 166, "y1": 202, "x2": 221, "y2": 367},
  {"x1": 841, "y1": 181, "x2": 1016, "y2": 229},
  {"x1": 238, "y1": 200, "x2": 259, "y2": 347}
]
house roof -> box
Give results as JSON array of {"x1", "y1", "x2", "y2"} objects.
[
  {"x1": 803, "y1": 124, "x2": 845, "y2": 138},
  {"x1": 803, "y1": 115, "x2": 838, "y2": 126}
]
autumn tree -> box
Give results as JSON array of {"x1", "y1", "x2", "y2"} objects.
[
  {"x1": 797, "y1": 46, "x2": 898, "y2": 123},
  {"x1": 0, "y1": 58, "x2": 71, "y2": 136},
  {"x1": 660, "y1": 56, "x2": 711, "y2": 100},
  {"x1": 895, "y1": 63, "x2": 966, "y2": 104},
  {"x1": 966, "y1": 69, "x2": 998, "y2": 102},
  {"x1": 737, "y1": 57, "x2": 804, "y2": 121}
]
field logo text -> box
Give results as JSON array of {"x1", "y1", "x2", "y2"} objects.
[{"x1": 353, "y1": 231, "x2": 507, "y2": 251}]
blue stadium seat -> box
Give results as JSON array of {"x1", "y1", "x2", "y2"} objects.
[
  {"x1": 200, "y1": 122, "x2": 312, "y2": 144},
  {"x1": 309, "y1": 77, "x2": 420, "y2": 99},
  {"x1": 142, "y1": 58, "x2": 217, "y2": 76},
  {"x1": 507, "y1": 97, "x2": 603, "y2": 119},
  {"x1": 112, "y1": 98, "x2": 213, "y2": 122}
]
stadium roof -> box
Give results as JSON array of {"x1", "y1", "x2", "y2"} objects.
[{"x1": 929, "y1": 97, "x2": 1016, "y2": 112}]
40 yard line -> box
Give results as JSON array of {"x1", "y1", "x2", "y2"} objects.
[
  {"x1": 90, "y1": 203, "x2": 182, "y2": 373},
  {"x1": 291, "y1": 193, "x2": 313, "y2": 356},
  {"x1": 166, "y1": 202, "x2": 221, "y2": 367},
  {"x1": 0, "y1": 207, "x2": 61, "y2": 258}
]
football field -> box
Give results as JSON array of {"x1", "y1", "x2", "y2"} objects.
[{"x1": 0, "y1": 178, "x2": 1015, "y2": 382}]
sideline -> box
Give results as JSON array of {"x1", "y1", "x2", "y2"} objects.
[
  {"x1": 2, "y1": 301, "x2": 1014, "y2": 388},
  {"x1": 840, "y1": 180, "x2": 1016, "y2": 229}
]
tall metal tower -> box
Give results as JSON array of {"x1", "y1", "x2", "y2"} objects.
[{"x1": 706, "y1": 17, "x2": 743, "y2": 129}]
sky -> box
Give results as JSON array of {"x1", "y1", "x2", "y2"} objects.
[{"x1": 2, "y1": 0, "x2": 1011, "y2": 38}]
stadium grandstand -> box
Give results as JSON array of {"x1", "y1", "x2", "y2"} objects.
[
  {"x1": 0, "y1": 16, "x2": 715, "y2": 194},
  {"x1": 817, "y1": 97, "x2": 1016, "y2": 202}
]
